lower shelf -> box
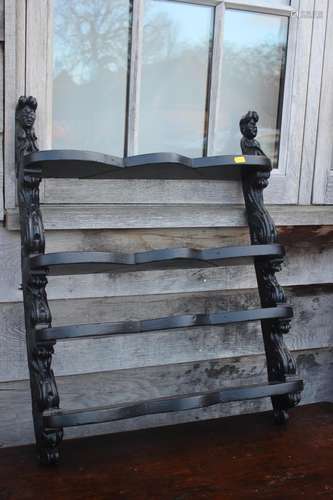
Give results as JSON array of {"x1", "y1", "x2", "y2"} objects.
[{"x1": 44, "y1": 379, "x2": 303, "y2": 428}]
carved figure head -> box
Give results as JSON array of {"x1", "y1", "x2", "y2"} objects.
[
  {"x1": 16, "y1": 96, "x2": 38, "y2": 130},
  {"x1": 239, "y1": 111, "x2": 259, "y2": 140}
]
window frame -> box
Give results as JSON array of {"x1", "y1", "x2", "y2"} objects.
[
  {"x1": 3, "y1": 0, "x2": 320, "y2": 221},
  {"x1": 312, "y1": 0, "x2": 333, "y2": 204}
]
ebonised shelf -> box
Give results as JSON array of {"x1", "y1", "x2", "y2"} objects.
[
  {"x1": 23, "y1": 150, "x2": 271, "y2": 180},
  {"x1": 37, "y1": 306, "x2": 293, "y2": 342},
  {"x1": 44, "y1": 380, "x2": 304, "y2": 428},
  {"x1": 30, "y1": 244, "x2": 284, "y2": 275},
  {"x1": 16, "y1": 97, "x2": 303, "y2": 464}
]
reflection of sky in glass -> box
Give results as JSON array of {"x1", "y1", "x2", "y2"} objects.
[
  {"x1": 52, "y1": 0, "x2": 289, "y2": 160},
  {"x1": 52, "y1": 0, "x2": 130, "y2": 155},
  {"x1": 144, "y1": 0, "x2": 212, "y2": 48},
  {"x1": 214, "y1": 9, "x2": 288, "y2": 164},
  {"x1": 138, "y1": 0, "x2": 213, "y2": 156}
]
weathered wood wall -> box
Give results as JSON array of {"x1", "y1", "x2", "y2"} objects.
[
  {"x1": 0, "y1": 224, "x2": 332, "y2": 447},
  {"x1": 0, "y1": 0, "x2": 332, "y2": 449}
]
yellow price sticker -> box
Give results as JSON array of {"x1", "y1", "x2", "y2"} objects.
[{"x1": 234, "y1": 156, "x2": 246, "y2": 164}]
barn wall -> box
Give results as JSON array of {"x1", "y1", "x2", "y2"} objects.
[
  {"x1": 0, "y1": 225, "x2": 332, "y2": 447},
  {"x1": 0, "y1": 0, "x2": 332, "y2": 448}
]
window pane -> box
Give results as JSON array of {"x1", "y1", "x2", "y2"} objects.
[
  {"x1": 52, "y1": 0, "x2": 130, "y2": 156},
  {"x1": 214, "y1": 10, "x2": 289, "y2": 165},
  {"x1": 137, "y1": 0, "x2": 213, "y2": 157}
]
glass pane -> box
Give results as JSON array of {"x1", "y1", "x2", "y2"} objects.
[
  {"x1": 52, "y1": 0, "x2": 130, "y2": 156},
  {"x1": 214, "y1": 10, "x2": 289, "y2": 165},
  {"x1": 137, "y1": 0, "x2": 214, "y2": 157}
]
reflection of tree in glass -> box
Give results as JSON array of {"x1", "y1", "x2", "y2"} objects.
[
  {"x1": 54, "y1": 0, "x2": 134, "y2": 153},
  {"x1": 54, "y1": 0, "x2": 131, "y2": 82},
  {"x1": 54, "y1": 0, "x2": 185, "y2": 83},
  {"x1": 138, "y1": 3, "x2": 213, "y2": 156},
  {"x1": 217, "y1": 41, "x2": 287, "y2": 163},
  {"x1": 53, "y1": 0, "x2": 210, "y2": 155},
  {"x1": 53, "y1": 0, "x2": 285, "y2": 159}
]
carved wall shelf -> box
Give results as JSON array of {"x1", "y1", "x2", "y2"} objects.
[{"x1": 16, "y1": 97, "x2": 303, "y2": 464}]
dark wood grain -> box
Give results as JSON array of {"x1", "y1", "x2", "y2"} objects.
[{"x1": 0, "y1": 403, "x2": 332, "y2": 500}]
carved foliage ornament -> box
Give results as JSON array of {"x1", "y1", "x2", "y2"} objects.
[
  {"x1": 239, "y1": 110, "x2": 301, "y2": 419},
  {"x1": 16, "y1": 96, "x2": 63, "y2": 464}
]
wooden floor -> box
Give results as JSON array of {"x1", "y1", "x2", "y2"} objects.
[{"x1": 0, "y1": 403, "x2": 332, "y2": 500}]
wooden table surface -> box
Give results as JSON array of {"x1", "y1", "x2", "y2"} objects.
[{"x1": 0, "y1": 403, "x2": 332, "y2": 500}]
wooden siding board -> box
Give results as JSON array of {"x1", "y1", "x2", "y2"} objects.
[
  {"x1": 3, "y1": 0, "x2": 26, "y2": 211},
  {"x1": 0, "y1": 285, "x2": 332, "y2": 381},
  {"x1": 0, "y1": 132, "x2": 3, "y2": 221},
  {"x1": 0, "y1": 0, "x2": 4, "y2": 41},
  {"x1": 274, "y1": 0, "x2": 314, "y2": 201},
  {"x1": 25, "y1": 0, "x2": 52, "y2": 150},
  {"x1": 44, "y1": 179, "x2": 243, "y2": 205},
  {"x1": 0, "y1": 44, "x2": 3, "y2": 134},
  {"x1": 5, "y1": 204, "x2": 333, "y2": 230},
  {"x1": 312, "y1": 0, "x2": 333, "y2": 203},
  {"x1": 0, "y1": 347, "x2": 332, "y2": 447},
  {"x1": 299, "y1": 0, "x2": 328, "y2": 204},
  {"x1": 1, "y1": 225, "x2": 333, "y2": 304}
]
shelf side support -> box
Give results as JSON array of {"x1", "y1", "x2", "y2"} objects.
[
  {"x1": 239, "y1": 110, "x2": 302, "y2": 423},
  {"x1": 16, "y1": 96, "x2": 63, "y2": 463}
]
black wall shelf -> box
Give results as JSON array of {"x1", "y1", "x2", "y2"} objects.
[{"x1": 16, "y1": 97, "x2": 303, "y2": 464}]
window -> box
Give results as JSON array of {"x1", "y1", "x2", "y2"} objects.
[
  {"x1": 4, "y1": 0, "x2": 319, "y2": 222},
  {"x1": 138, "y1": 1, "x2": 213, "y2": 157},
  {"x1": 214, "y1": 9, "x2": 288, "y2": 165},
  {"x1": 51, "y1": 0, "x2": 291, "y2": 164},
  {"x1": 52, "y1": 0, "x2": 131, "y2": 156}
]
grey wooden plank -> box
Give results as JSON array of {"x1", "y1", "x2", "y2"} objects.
[
  {"x1": 33, "y1": 240, "x2": 333, "y2": 301},
  {"x1": 0, "y1": 44, "x2": 3, "y2": 134},
  {"x1": 313, "y1": 0, "x2": 333, "y2": 203},
  {"x1": 0, "y1": 43, "x2": 3, "y2": 219},
  {"x1": 1, "y1": 225, "x2": 333, "y2": 303},
  {"x1": 0, "y1": 226, "x2": 21, "y2": 303},
  {"x1": 44, "y1": 179, "x2": 243, "y2": 205},
  {"x1": 43, "y1": 227, "x2": 250, "y2": 253},
  {"x1": 7, "y1": 204, "x2": 333, "y2": 230},
  {"x1": 1, "y1": 285, "x2": 332, "y2": 381},
  {"x1": 324, "y1": 176, "x2": 333, "y2": 203},
  {"x1": 0, "y1": 136, "x2": 3, "y2": 221},
  {"x1": 298, "y1": 0, "x2": 328, "y2": 203},
  {"x1": 4, "y1": 0, "x2": 26, "y2": 210},
  {"x1": 25, "y1": 0, "x2": 52, "y2": 150},
  {"x1": 0, "y1": 0, "x2": 4, "y2": 41},
  {"x1": 0, "y1": 348, "x2": 332, "y2": 448},
  {"x1": 4, "y1": 0, "x2": 16, "y2": 210},
  {"x1": 267, "y1": 0, "x2": 314, "y2": 203}
]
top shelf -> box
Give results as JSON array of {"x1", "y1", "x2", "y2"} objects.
[{"x1": 23, "y1": 150, "x2": 271, "y2": 180}]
